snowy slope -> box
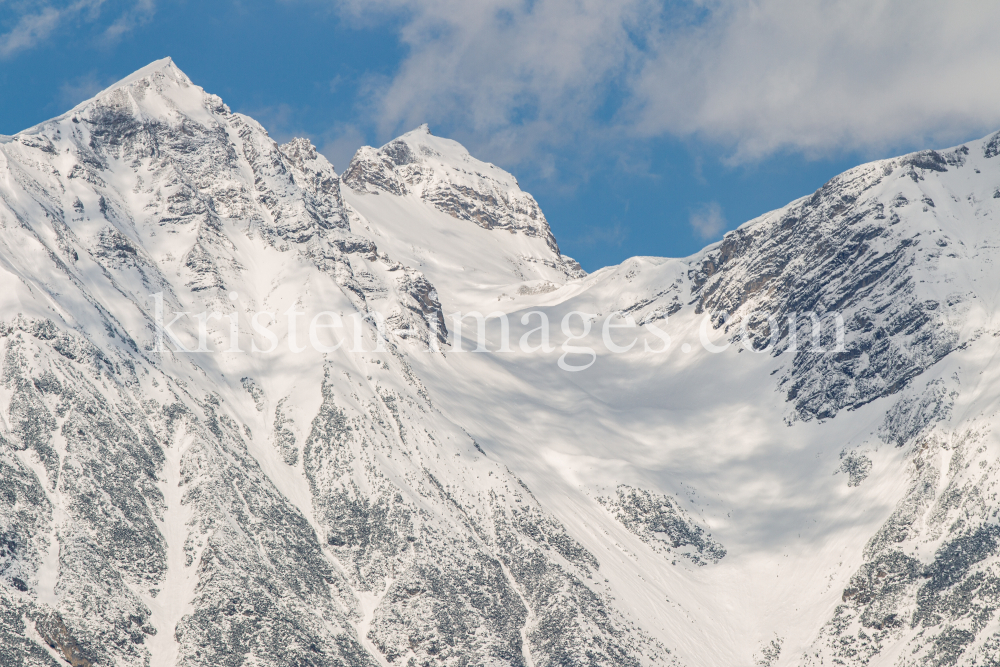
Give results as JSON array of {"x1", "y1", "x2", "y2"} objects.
[
  {"x1": 389, "y1": 140, "x2": 1000, "y2": 666},
  {"x1": 342, "y1": 124, "x2": 585, "y2": 315},
  {"x1": 2, "y1": 59, "x2": 1000, "y2": 667}
]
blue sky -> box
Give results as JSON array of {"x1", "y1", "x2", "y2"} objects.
[{"x1": 3, "y1": 1, "x2": 999, "y2": 271}]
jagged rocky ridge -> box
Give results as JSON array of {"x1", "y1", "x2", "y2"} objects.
[
  {"x1": 685, "y1": 147, "x2": 972, "y2": 422},
  {"x1": 2, "y1": 58, "x2": 1000, "y2": 667}
]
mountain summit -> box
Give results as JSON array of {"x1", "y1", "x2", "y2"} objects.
[{"x1": 3, "y1": 59, "x2": 1000, "y2": 667}]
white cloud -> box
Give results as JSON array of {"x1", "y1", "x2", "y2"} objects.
[
  {"x1": 689, "y1": 202, "x2": 725, "y2": 240},
  {"x1": 0, "y1": 6, "x2": 65, "y2": 57},
  {"x1": 101, "y1": 0, "x2": 155, "y2": 45},
  {"x1": 0, "y1": 0, "x2": 153, "y2": 58},
  {"x1": 634, "y1": 0, "x2": 1000, "y2": 161},
  {"x1": 336, "y1": 0, "x2": 1000, "y2": 164},
  {"x1": 336, "y1": 0, "x2": 657, "y2": 163}
]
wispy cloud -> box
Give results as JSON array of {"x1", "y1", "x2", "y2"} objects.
[
  {"x1": 101, "y1": 0, "x2": 155, "y2": 45},
  {"x1": 0, "y1": 6, "x2": 65, "y2": 57},
  {"x1": 689, "y1": 202, "x2": 725, "y2": 240},
  {"x1": 334, "y1": 1, "x2": 1000, "y2": 165},
  {"x1": 575, "y1": 220, "x2": 628, "y2": 249},
  {"x1": 58, "y1": 70, "x2": 116, "y2": 107},
  {"x1": 0, "y1": 0, "x2": 153, "y2": 58}
]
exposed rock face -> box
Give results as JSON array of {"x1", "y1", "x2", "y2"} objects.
[
  {"x1": 687, "y1": 148, "x2": 972, "y2": 421},
  {"x1": 0, "y1": 318, "x2": 373, "y2": 667},
  {"x1": 840, "y1": 451, "x2": 873, "y2": 488},
  {"x1": 342, "y1": 125, "x2": 585, "y2": 278},
  {"x1": 807, "y1": 430, "x2": 1000, "y2": 667},
  {"x1": 598, "y1": 485, "x2": 726, "y2": 566}
]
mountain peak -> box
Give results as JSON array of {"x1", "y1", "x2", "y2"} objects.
[
  {"x1": 102, "y1": 56, "x2": 184, "y2": 91},
  {"x1": 13, "y1": 57, "x2": 219, "y2": 137},
  {"x1": 68, "y1": 57, "x2": 195, "y2": 113},
  {"x1": 342, "y1": 127, "x2": 582, "y2": 276}
]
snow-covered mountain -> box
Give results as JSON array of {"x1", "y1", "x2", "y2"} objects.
[{"x1": 2, "y1": 58, "x2": 1000, "y2": 667}]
